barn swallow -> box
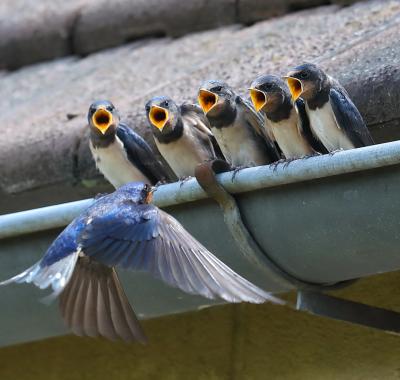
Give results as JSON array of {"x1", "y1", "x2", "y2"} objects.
[
  {"x1": 198, "y1": 80, "x2": 280, "y2": 168},
  {"x1": 0, "y1": 182, "x2": 282, "y2": 343},
  {"x1": 88, "y1": 100, "x2": 169, "y2": 188},
  {"x1": 285, "y1": 63, "x2": 374, "y2": 152},
  {"x1": 249, "y1": 75, "x2": 327, "y2": 158},
  {"x1": 146, "y1": 96, "x2": 224, "y2": 178}
]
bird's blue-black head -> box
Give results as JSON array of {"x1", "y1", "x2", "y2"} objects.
[
  {"x1": 111, "y1": 182, "x2": 155, "y2": 204},
  {"x1": 198, "y1": 80, "x2": 236, "y2": 119},
  {"x1": 249, "y1": 75, "x2": 292, "y2": 114},
  {"x1": 145, "y1": 96, "x2": 182, "y2": 137},
  {"x1": 88, "y1": 100, "x2": 120, "y2": 136},
  {"x1": 285, "y1": 63, "x2": 328, "y2": 102}
]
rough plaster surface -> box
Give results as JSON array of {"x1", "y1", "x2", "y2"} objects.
[
  {"x1": 1, "y1": 0, "x2": 399, "y2": 212},
  {"x1": 0, "y1": 0, "x2": 359, "y2": 68}
]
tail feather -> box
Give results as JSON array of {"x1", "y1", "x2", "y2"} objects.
[{"x1": 59, "y1": 257, "x2": 147, "y2": 343}]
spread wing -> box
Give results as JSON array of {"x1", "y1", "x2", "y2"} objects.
[
  {"x1": 329, "y1": 88, "x2": 374, "y2": 148},
  {"x1": 80, "y1": 201, "x2": 282, "y2": 305},
  {"x1": 181, "y1": 103, "x2": 225, "y2": 160},
  {"x1": 117, "y1": 123, "x2": 171, "y2": 184},
  {"x1": 295, "y1": 98, "x2": 328, "y2": 154},
  {"x1": 237, "y1": 96, "x2": 281, "y2": 162},
  {"x1": 59, "y1": 256, "x2": 147, "y2": 343}
]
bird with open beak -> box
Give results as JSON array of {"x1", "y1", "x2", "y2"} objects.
[
  {"x1": 249, "y1": 75, "x2": 327, "y2": 158},
  {"x1": 284, "y1": 63, "x2": 374, "y2": 152},
  {"x1": 1, "y1": 182, "x2": 283, "y2": 342},
  {"x1": 145, "y1": 96, "x2": 224, "y2": 178},
  {"x1": 198, "y1": 80, "x2": 280, "y2": 168},
  {"x1": 88, "y1": 100, "x2": 169, "y2": 188}
]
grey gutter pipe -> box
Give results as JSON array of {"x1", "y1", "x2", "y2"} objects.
[{"x1": 1, "y1": 140, "x2": 400, "y2": 240}]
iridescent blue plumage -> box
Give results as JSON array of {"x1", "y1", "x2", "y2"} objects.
[{"x1": 1, "y1": 182, "x2": 282, "y2": 343}]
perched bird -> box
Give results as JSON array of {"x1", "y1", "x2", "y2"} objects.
[
  {"x1": 249, "y1": 75, "x2": 327, "y2": 158},
  {"x1": 1, "y1": 183, "x2": 282, "y2": 342},
  {"x1": 285, "y1": 63, "x2": 374, "y2": 152},
  {"x1": 145, "y1": 96, "x2": 224, "y2": 178},
  {"x1": 198, "y1": 80, "x2": 280, "y2": 168},
  {"x1": 88, "y1": 100, "x2": 169, "y2": 188}
]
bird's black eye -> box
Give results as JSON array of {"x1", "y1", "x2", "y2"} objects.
[
  {"x1": 106, "y1": 106, "x2": 113, "y2": 112},
  {"x1": 299, "y1": 71, "x2": 309, "y2": 79},
  {"x1": 145, "y1": 105, "x2": 150, "y2": 112},
  {"x1": 164, "y1": 101, "x2": 169, "y2": 107},
  {"x1": 212, "y1": 86, "x2": 222, "y2": 92}
]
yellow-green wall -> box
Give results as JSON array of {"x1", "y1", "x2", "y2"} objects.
[{"x1": 1, "y1": 272, "x2": 400, "y2": 380}]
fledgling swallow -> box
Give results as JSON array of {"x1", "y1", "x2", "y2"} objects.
[
  {"x1": 249, "y1": 75, "x2": 327, "y2": 158},
  {"x1": 145, "y1": 96, "x2": 224, "y2": 178},
  {"x1": 198, "y1": 80, "x2": 280, "y2": 168},
  {"x1": 285, "y1": 63, "x2": 374, "y2": 152},
  {"x1": 88, "y1": 100, "x2": 169, "y2": 188},
  {"x1": 1, "y1": 182, "x2": 283, "y2": 343}
]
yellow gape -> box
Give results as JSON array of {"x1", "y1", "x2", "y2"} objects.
[
  {"x1": 149, "y1": 106, "x2": 169, "y2": 131},
  {"x1": 249, "y1": 88, "x2": 267, "y2": 112},
  {"x1": 285, "y1": 77, "x2": 303, "y2": 101},
  {"x1": 198, "y1": 89, "x2": 219, "y2": 114},
  {"x1": 92, "y1": 108, "x2": 113, "y2": 134}
]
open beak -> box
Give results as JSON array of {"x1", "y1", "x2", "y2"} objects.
[
  {"x1": 198, "y1": 89, "x2": 219, "y2": 114},
  {"x1": 149, "y1": 106, "x2": 169, "y2": 131},
  {"x1": 92, "y1": 108, "x2": 114, "y2": 134},
  {"x1": 249, "y1": 88, "x2": 267, "y2": 112},
  {"x1": 284, "y1": 76, "x2": 303, "y2": 101}
]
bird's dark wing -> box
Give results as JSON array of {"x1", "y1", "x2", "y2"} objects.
[
  {"x1": 0, "y1": 218, "x2": 86, "y2": 299},
  {"x1": 117, "y1": 123, "x2": 170, "y2": 184},
  {"x1": 295, "y1": 99, "x2": 328, "y2": 154},
  {"x1": 180, "y1": 103, "x2": 225, "y2": 160},
  {"x1": 80, "y1": 201, "x2": 282, "y2": 305},
  {"x1": 237, "y1": 97, "x2": 281, "y2": 162},
  {"x1": 329, "y1": 88, "x2": 374, "y2": 148},
  {"x1": 59, "y1": 256, "x2": 147, "y2": 343}
]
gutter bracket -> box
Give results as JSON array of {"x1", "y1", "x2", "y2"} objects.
[
  {"x1": 194, "y1": 161, "x2": 355, "y2": 292},
  {"x1": 297, "y1": 290, "x2": 400, "y2": 333}
]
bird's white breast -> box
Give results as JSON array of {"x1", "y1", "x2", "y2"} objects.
[
  {"x1": 306, "y1": 102, "x2": 354, "y2": 152},
  {"x1": 212, "y1": 111, "x2": 269, "y2": 167},
  {"x1": 90, "y1": 137, "x2": 151, "y2": 188},
  {"x1": 154, "y1": 124, "x2": 212, "y2": 178},
  {"x1": 269, "y1": 110, "x2": 313, "y2": 158}
]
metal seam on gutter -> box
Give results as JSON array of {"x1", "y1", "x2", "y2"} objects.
[{"x1": 1, "y1": 140, "x2": 400, "y2": 240}]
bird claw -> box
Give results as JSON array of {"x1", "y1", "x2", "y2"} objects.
[
  {"x1": 179, "y1": 176, "x2": 192, "y2": 188},
  {"x1": 154, "y1": 179, "x2": 168, "y2": 187},
  {"x1": 231, "y1": 166, "x2": 248, "y2": 182},
  {"x1": 270, "y1": 157, "x2": 299, "y2": 171},
  {"x1": 329, "y1": 148, "x2": 344, "y2": 156}
]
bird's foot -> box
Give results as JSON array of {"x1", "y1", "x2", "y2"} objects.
[
  {"x1": 301, "y1": 152, "x2": 321, "y2": 160},
  {"x1": 271, "y1": 158, "x2": 297, "y2": 171},
  {"x1": 155, "y1": 179, "x2": 168, "y2": 187},
  {"x1": 329, "y1": 148, "x2": 344, "y2": 156},
  {"x1": 179, "y1": 176, "x2": 192, "y2": 188},
  {"x1": 231, "y1": 165, "x2": 249, "y2": 182}
]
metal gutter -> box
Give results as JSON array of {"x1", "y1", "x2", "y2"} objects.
[
  {"x1": 1, "y1": 140, "x2": 400, "y2": 347},
  {"x1": 2, "y1": 140, "x2": 400, "y2": 240}
]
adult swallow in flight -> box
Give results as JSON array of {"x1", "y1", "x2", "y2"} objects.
[{"x1": 1, "y1": 183, "x2": 282, "y2": 342}]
